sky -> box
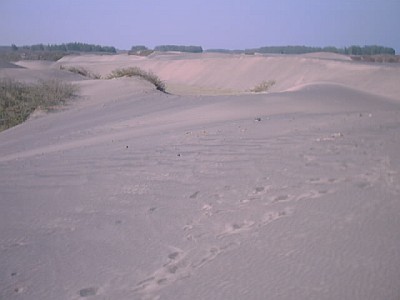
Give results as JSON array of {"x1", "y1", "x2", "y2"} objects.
[{"x1": 1, "y1": 0, "x2": 399, "y2": 52}]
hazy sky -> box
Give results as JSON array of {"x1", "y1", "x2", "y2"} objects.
[{"x1": 1, "y1": 0, "x2": 399, "y2": 52}]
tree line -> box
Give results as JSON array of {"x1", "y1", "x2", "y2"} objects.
[
  {"x1": 243, "y1": 45, "x2": 395, "y2": 55},
  {"x1": 12, "y1": 42, "x2": 116, "y2": 53},
  {"x1": 129, "y1": 45, "x2": 203, "y2": 54},
  {"x1": 154, "y1": 45, "x2": 203, "y2": 53},
  {"x1": 131, "y1": 44, "x2": 395, "y2": 55}
]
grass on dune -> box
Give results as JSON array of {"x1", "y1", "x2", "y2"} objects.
[
  {"x1": 59, "y1": 65, "x2": 101, "y2": 79},
  {"x1": 107, "y1": 67, "x2": 166, "y2": 92},
  {"x1": 0, "y1": 78, "x2": 77, "y2": 131},
  {"x1": 251, "y1": 80, "x2": 276, "y2": 93}
]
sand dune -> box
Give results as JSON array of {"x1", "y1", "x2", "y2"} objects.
[{"x1": 1, "y1": 53, "x2": 400, "y2": 300}]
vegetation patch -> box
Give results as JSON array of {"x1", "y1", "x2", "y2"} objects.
[
  {"x1": 106, "y1": 67, "x2": 166, "y2": 92},
  {"x1": 60, "y1": 65, "x2": 101, "y2": 79},
  {"x1": 251, "y1": 80, "x2": 276, "y2": 93},
  {"x1": 0, "y1": 78, "x2": 77, "y2": 131}
]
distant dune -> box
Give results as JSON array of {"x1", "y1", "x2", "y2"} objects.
[
  {"x1": 55, "y1": 52, "x2": 400, "y2": 99},
  {"x1": 1, "y1": 53, "x2": 400, "y2": 300}
]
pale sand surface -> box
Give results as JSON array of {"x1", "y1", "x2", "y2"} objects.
[{"x1": 1, "y1": 53, "x2": 400, "y2": 299}]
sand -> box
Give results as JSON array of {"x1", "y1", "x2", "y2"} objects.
[{"x1": 1, "y1": 53, "x2": 400, "y2": 300}]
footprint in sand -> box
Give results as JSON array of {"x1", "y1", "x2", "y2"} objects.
[
  {"x1": 201, "y1": 203, "x2": 213, "y2": 216},
  {"x1": 133, "y1": 243, "x2": 233, "y2": 299},
  {"x1": 133, "y1": 249, "x2": 188, "y2": 296},
  {"x1": 191, "y1": 247, "x2": 222, "y2": 269},
  {"x1": 13, "y1": 286, "x2": 25, "y2": 294},
  {"x1": 255, "y1": 186, "x2": 265, "y2": 193},
  {"x1": 1, "y1": 237, "x2": 29, "y2": 251},
  {"x1": 217, "y1": 220, "x2": 256, "y2": 239},
  {"x1": 240, "y1": 186, "x2": 269, "y2": 205},
  {"x1": 168, "y1": 252, "x2": 180, "y2": 260},
  {"x1": 354, "y1": 181, "x2": 370, "y2": 189},
  {"x1": 308, "y1": 177, "x2": 341, "y2": 184},
  {"x1": 189, "y1": 191, "x2": 200, "y2": 199},
  {"x1": 259, "y1": 207, "x2": 294, "y2": 227},
  {"x1": 271, "y1": 194, "x2": 291, "y2": 203},
  {"x1": 295, "y1": 189, "x2": 332, "y2": 201},
  {"x1": 79, "y1": 287, "x2": 98, "y2": 297}
]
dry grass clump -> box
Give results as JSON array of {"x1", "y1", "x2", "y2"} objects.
[
  {"x1": 251, "y1": 80, "x2": 276, "y2": 93},
  {"x1": 0, "y1": 78, "x2": 77, "y2": 131},
  {"x1": 350, "y1": 55, "x2": 400, "y2": 63},
  {"x1": 106, "y1": 67, "x2": 166, "y2": 92},
  {"x1": 128, "y1": 50, "x2": 154, "y2": 56},
  {"x1": 60, "y1": 65, "x2": 101, "y2": 79}
]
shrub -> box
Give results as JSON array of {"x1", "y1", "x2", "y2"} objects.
[
  {"x1": 0, "y1": 78, "x2": 77, "y2": 131},
  {"x1": 106, "y1": 67, "x2": 166, "y2": 92},
  {"x1": 33, "y1": 79, "x2": 77, "y2": 108},
  {"x1": 251, "y1": 80, "x2": 276, "y2": 93}
]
